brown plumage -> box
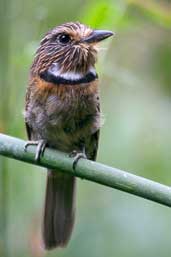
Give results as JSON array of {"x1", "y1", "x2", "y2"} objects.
[{"x1": 24, "y1": 22, "x2": 113, "y2": 249}]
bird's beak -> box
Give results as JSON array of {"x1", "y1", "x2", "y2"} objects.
[{"x1": 82, "y1": 30, "x2": 114, "y2": 44}]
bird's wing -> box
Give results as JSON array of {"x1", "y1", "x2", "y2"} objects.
[
  {"x1": 87, "y1": 129, "x2": 100, "y2": 161},
  {"x1": 25, "y1": 84, "x2": 32, "y2": 140},
  {"x1": 25, "y1": 122, "x2": 32, "y2": 140},
  {"x1": 85, "y1": 99, "x2": 100, "y2": 161}
]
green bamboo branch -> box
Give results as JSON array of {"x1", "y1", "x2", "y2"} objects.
[{"x1": 0, "y1": 133, "x2": 171, "y2": 207}]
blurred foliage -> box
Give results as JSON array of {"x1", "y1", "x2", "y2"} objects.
[{"x1": 0, "y1": 0, "x2": 171, "y2": 257}]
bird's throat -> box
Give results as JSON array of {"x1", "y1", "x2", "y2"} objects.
[{"x1": 39, "y1": 63, "x2": 98, "y2": 85}]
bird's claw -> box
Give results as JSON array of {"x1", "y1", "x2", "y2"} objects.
[
  {"x1": 24, "y1": 140, "x2": 47, "y2": 162},
  {"x1": 69, "y1": 150, "x2": 87, "y2": 170}
]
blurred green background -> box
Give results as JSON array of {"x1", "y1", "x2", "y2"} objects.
[{"x1": 0, "y1": 0, "x2": 171, "y2": 256}]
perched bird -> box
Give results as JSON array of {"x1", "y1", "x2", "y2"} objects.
[{"x1": 24, "y1": 22, "x2": 113, "y2": 249}]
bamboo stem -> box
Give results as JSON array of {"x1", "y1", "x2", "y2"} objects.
[{"x1": 0, "y1": 133, "x2": 171, "y2": 208}]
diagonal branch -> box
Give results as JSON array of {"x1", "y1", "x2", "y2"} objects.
[{"x1": 0, "y1": 133, "x2": 171, "y2": 207}]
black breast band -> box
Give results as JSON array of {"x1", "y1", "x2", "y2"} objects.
[{"x1": 40, "y1": 69, "x2": 98, "y2": 85}]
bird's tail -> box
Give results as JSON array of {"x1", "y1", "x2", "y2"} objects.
[{"x1": 43, "y1": 170, "x2": 76, "y2": 249}]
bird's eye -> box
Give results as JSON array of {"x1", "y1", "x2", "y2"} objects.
[{"x1": 58, "y1": 34, "x2": 71, "y2": 44}]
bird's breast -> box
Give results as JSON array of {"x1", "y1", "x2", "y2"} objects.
[{"x1": 25, "y1": 76, "x2": 100, "y2": 151}]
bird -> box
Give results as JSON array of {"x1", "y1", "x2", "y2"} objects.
[{"x1": 24, "y1": 21, "x2": 113, "y2": 250}]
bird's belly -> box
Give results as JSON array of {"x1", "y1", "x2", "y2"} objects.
[{"x1": 26, "y1": 98, "x2": 100, "y2": 152}]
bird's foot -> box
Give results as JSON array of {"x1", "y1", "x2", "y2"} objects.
[
  {"x1": 69, "y1": 150, "x2": 87, "y2": 170},
  {"x1": 24, "y1": 140, "x2": 47, "y2": 162}
]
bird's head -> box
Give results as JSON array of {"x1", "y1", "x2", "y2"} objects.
[{"x1": 32, "y1": 22, "x2": 113, "y2": 79}]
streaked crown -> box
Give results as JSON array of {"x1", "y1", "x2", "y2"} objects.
[{"x1": 31, "y1": 22, "x2": 113, "y2": 76}]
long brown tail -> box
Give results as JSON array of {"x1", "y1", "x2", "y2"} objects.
[{"x1": 43, "y1": 170, "x2": 76, "y2": 249}]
